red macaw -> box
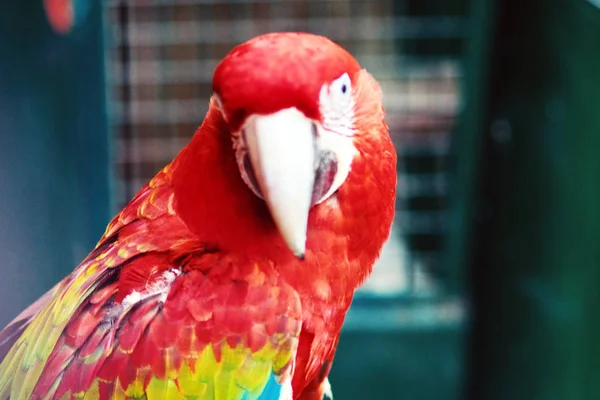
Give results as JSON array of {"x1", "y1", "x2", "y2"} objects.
[{"x1": 0, "y1": 32, "x2": 396, "y2": 400}]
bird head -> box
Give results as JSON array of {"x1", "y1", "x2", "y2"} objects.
[{"x1": 207, "y1": 32, "x2": 396, "y2": 260}]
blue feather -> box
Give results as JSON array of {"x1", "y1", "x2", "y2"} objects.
[{"x1": 257, "y1": 373, "x2": 282, "y2": 399}]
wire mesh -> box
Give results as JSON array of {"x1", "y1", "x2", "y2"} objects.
[{"x1": 105, "y1": 0, "x2": 466, "y2": 310}]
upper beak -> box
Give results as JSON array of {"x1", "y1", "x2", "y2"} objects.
[{"x1": 244, "y1": 108, "x2": 316, "y2": 259}]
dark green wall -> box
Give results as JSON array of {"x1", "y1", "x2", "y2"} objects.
[
  {"x1": 331, "y1": 325, "x2": 465, "y2": 399},
  {"x1": 469, "y1": 1, "x2": 600, "y2": 399},
  {"x1": 0, "y1": 1, "x2": 110, "y2": 327}
]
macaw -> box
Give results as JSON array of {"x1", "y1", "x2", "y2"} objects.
[{"x1": 0, "y1": 32, "x2": 397, "y2": 400}]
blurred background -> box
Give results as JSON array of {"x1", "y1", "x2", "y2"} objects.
[{"x1": 1, "y1": 0, "x2": 600, "y2": 399}]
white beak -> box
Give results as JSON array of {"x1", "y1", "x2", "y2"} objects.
[{"x1": 244, "y1": 108, "x2": 316, "y2": 258}]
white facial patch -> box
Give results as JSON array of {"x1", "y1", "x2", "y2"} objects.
[
  {"x1": 312, "y1": 73, "x2": 357, "y2": 204},
  {"x1": 319, "y1": 72, "x2": 355, "y2": 137},
  {"x1": 121, "y1": 268, "x2": 181, "y2": 309}
]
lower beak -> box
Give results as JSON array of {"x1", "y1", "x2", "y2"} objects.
[{"x1": 244, "y1": 108, "x2": 316, "y2": 259}]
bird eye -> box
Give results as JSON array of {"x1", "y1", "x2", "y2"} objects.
[
  {"x1": 331, "y1": 73, "x2": 351, "y2": 99},
  {"x1": 318, "y1": 72, "x2": 355, "y2": 137},
  {"x1": 327, "y1": 73, "x2": 352, "y2": 112}
]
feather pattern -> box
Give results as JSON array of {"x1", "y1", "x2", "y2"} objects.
[{"x1": 0, "y1": 166, "x2": 301, "y2": 400}]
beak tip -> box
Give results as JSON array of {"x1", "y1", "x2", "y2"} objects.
[
  {"x1": 290, "y1": 242, "x2": 306, "y2": 260},
  {"x1": 281, "y1": 226, "x2": 307, "y2": 261}
]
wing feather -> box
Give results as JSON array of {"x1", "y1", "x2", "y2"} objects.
[
  {"x1": 0, "y1": 166, "x2": 303, "y2": 400},
  {"x1": 21, "y1": 258, "x2": 301, "y2": 400},
  {"x1": 0, "y1": 167, "x2": 174, "y2": 399},
  {"x1": 0, "y1": 285, "x2": 57, "y2": 364}
]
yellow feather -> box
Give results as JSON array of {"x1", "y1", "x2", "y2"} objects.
[
  {"x1": 177, "y1": 359, "x2": 208, "y2": 397},
  {"x1": 13, "y1": 311, "x2": 57, "y2": 399},
  {"x1": 213, "y1": 368, "x2": 231, "y2": 400},
  {"x1": 117, "y1": 248, "x2": 130, "y2": 259},
  {"x1": 273, "y1": 338, "x2": 296, "y2": 373},
  {"x1": 0, "y1": 340, "x2": 26, "y2": 398},
  {"x1": 226, "y1": 375, "x2": 247, "y2": 400},
  {"x1": 136, "y1": 243, "x2": 156, "y2": 252},
  {"x1": 124, "y1": 366, "x2": 152, "y2": 398},
  {"x1": 234, "y1": 358, "x2": 271, "y2": 394},
  {"x1": 194, "y1": 345, "x2": 220, "y2": 382},
  {"x1": 220, "y1": 345, "x2": 246, "y2": 371},
  {"x1": 82, "y1": 379, "x2": 100, "y2": 400},
  {"x1": 104, "y1": 257, "x2": 118, "y2": 268},
  {"x1": 33, "y1": 310, "x2": 61, "y2": 362},
  {"x1": 146, "y1": 377, "x2": 184, "y2": 400},
  {"x1": 84, "y1": 262, "x2": 99, "y2": 278},
  {"x1": 124, "y1": 377, "x2": 146, "y2": 398},
  {"x1": 252, "y1": 342, "x2": 278, "y2": 363},
  {"x1": 18, "y1": 306, "x2": 50, "y2": 369}
]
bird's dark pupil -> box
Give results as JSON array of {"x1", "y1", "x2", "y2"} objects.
[{"x1": 341, "y1": 84, "x2": 347, "y2": 94}]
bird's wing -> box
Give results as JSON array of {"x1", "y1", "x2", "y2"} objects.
[
  {"x1": 0, "y1": 283, "x2": 58, "y2": 363},
  {"x1": 0, "y1": 164, "x2": 301, "y2": 400},
  {"x1": 3, "y1": 252, "x2": 300, "y2": 400}
]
